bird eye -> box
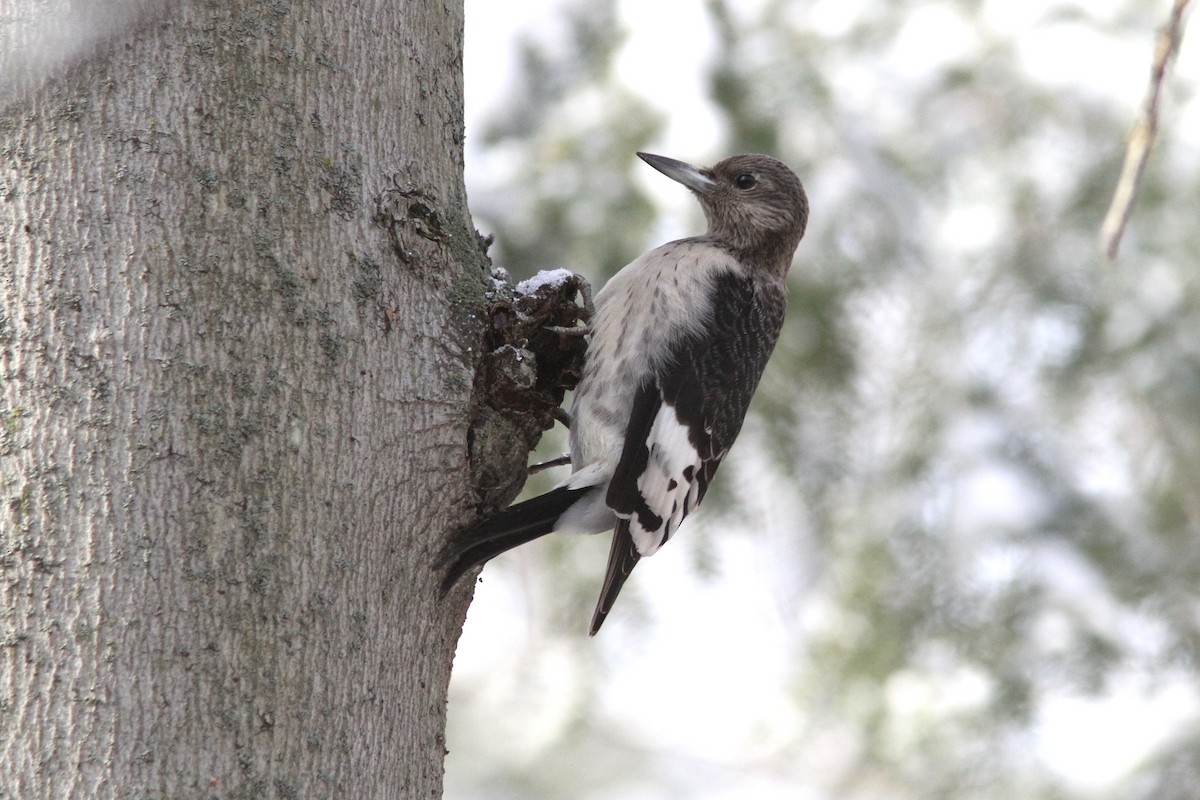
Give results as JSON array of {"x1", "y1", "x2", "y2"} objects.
[{"x1": 735, "y1": 173, "x2": 757, "y2": 190}]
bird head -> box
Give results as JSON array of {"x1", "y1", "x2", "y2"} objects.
[{"x1": 637, "y1": 152, "x2": 808, "y2": 267}]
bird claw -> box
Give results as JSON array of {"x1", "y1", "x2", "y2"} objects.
[
  {"x1": 577, "y1": 276, "x2": 595, "y2": 322},
  {"x1": 547, "y1": 272, "x2": 592, "y2": 335},
  {"x1": 543, "y1": 274, "x2": 594, "y2": 335}
]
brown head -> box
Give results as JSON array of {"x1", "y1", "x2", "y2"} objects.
[{"x1": 638, "y1": 152, "x2": 808, "y2": 270}]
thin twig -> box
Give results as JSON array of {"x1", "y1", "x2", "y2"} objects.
[{"x1": 1100, "y1": 0, "x2": 1193, "y2": 260}]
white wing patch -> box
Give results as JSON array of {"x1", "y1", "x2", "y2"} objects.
[{"x1": 629, "y1": 400, "x2": 703, "y2": 556}]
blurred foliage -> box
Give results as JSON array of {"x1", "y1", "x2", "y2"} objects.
[
  {"x1": 453, "y1": 0, "x2": 1200, "y2": 797},
  {"x1": 467, "y1": 0, "x2": 663, "y2": 281}
]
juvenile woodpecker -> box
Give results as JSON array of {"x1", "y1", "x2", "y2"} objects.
[{"x1": 444, "y1": 152, "x2": 809, "y2": 635}]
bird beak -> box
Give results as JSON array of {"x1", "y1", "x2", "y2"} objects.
[{"x1": 637, "y1": 152, "x2": 716, "y2": 193}]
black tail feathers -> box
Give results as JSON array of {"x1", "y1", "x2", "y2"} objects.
[
  {"x1": 441, "y1": 486, "x2": 588, "y2": 594},
  {"x1": 588, "y1": 520, "x2": 641, "y2": 636}
]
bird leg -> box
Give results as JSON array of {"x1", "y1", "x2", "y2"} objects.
[
  {"x1": 528, "y1": 453, "x2": 571, "y2": 474},
  {"x1": 529, "y1": 408, "x2": 573, "y2": 474}
]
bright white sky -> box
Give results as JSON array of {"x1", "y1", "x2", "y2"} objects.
[{"x1": 454, "y1": 1, "x2": 1198, "y2": 797}]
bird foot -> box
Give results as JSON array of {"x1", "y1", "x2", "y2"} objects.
[
  {"x1": 543, "y1": 324, "x2": 589, "y2": 336},
  {"x1": 542, "y1": 274, "x2": 594, "y2": 335}
]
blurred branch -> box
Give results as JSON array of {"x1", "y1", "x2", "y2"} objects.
[{"x1": 1101, "y1": 0, "x2": 1193, "y2": 260}]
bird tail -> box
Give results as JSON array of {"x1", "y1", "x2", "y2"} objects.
[
  {"x1": 588, "y1": 519, "x2": 642, "y2": 636},
  {"x1": 441, "y1": 486, "x2": 589, "y2": 594}
]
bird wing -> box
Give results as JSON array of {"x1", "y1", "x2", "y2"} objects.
[{"x1": 593, "y1": 270, "x2": 786, "y2": 630}]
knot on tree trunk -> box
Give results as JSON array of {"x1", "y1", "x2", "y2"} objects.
[{"x1": 468, "y1": 267, "x2": 591, "y2": 511}]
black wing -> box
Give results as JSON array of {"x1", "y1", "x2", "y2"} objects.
[{"x1": 591, "y1": 270, "x2": 786, "y2": 631}]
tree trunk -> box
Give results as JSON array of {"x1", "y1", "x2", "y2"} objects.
[{"x1": 0, "y1": 1, "x2": 494, "y2": 796}]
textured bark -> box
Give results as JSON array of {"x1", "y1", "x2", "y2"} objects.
[{"x1": 0, "y1": 1, "x2": 492, "y2": 796}]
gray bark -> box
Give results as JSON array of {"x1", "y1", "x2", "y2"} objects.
[{"x1": 1, "y1": 1, "x2": 488, "y2": 796}]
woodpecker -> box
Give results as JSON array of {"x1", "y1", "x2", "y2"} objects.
[{"x1": 444, "y1": 152, "x2": 808, "y2": 635}]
